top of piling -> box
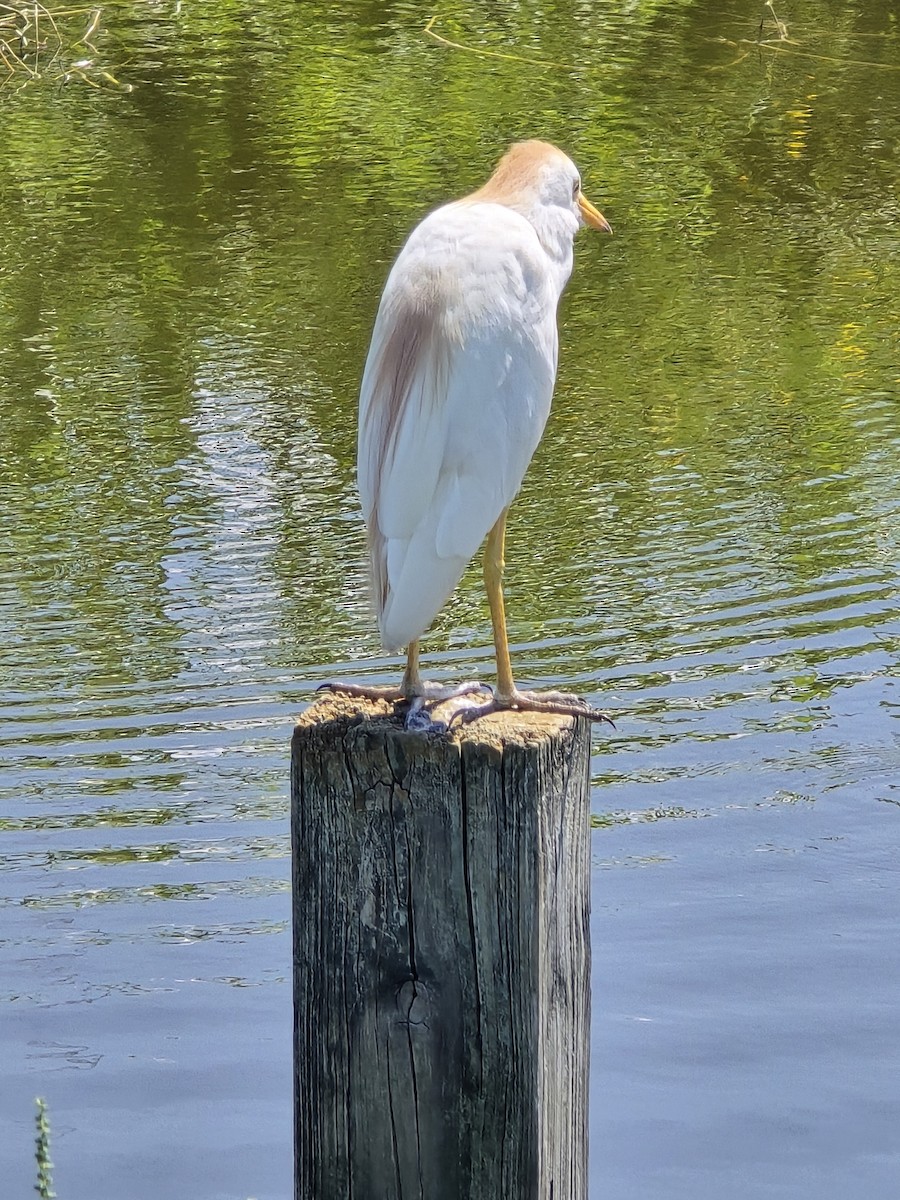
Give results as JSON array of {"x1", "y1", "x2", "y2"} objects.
[{"x1": 296, "y1": 692, "x2": 578, "y2": 751}]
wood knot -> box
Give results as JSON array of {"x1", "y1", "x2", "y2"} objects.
[{"x1": 396, "y1": 978, "x2": 430, "y2": 1027}]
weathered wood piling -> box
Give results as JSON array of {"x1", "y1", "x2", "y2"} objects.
[{"x1": 291, "y1": 692, "x2": 592, "y2": 1200}]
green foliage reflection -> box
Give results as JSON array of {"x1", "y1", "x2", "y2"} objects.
[{"x1": 0, "y1": 0, "x2": 897, "y2": 690}]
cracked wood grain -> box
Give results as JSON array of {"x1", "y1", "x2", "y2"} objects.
[{"x1": 291, "y1": 693, "x2": 591, "y2": 1200}]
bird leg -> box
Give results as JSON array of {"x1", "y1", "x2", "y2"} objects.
[
  {"x1": 323, "y1": 640, "x2": 489, "y2": 730},
  {"x1": 400, "y1": 640, "x2": 423, "y2": 694},
  {"x1": 484, "y1": 510, "x2": 516, "y2": 701},
  {"x1": 449, "y1": 510, "x2": 613, "y2": 727},
  {"x1": 325, "y1": 510, "x2": 610, "y2": 729}
]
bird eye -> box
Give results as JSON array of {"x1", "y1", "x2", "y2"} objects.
[{"x1": 572, "y1": 178, "x2": 580, "y2": 199}]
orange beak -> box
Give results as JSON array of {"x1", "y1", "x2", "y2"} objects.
[{"x1": 577, "y1": 190, "x2": 612, "y2": 233}]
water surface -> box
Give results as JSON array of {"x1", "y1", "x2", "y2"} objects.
[{"x1": 1, "y1": 1, "x2": 899, "y2": 1197}]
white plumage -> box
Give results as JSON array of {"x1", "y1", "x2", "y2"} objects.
[{"x1": 348, "y1": 139, "x2": 611, "y2": 725}]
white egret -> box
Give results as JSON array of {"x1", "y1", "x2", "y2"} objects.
[{"x1": 333, "y1": 140, "x2": 612, "y2": 728}]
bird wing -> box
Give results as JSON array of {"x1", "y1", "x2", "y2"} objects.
[{"x1": 358, "y1": 201, "x2": 560, "y2": 651}]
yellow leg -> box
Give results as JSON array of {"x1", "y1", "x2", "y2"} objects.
[
  {"x1": 330, "y1": 513, "x2": 611, "y2": 726},
  {"x1": 400, "y1": 640, "x2": 422, "y2": 697},
  {"x1": 483, "y1": 510, "x2": 516, "y2": 702}
]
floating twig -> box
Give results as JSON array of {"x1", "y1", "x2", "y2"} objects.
[
  {"x1": 0, "y1": 2, "x2": 130, "y2": 91},
  {"x1": 424, "y1": 13, "x2": 572, "y2": 71}
]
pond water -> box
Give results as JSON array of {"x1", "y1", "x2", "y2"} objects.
[{"x1": 1, "y1": 1, "x2": 899, "y2": 1197}]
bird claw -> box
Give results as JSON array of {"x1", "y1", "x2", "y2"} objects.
[
  {"x1": 320, "y1": 680, "x2": 612, "y2": 730},
  {"x1": 321, "y1": 679, "x2": 490, "y2": 733},
  {"x1": 447, "y1": 688, "x2": 614, "y2": 728},
  {"x1": 320, "y1": 681, "x2": 404, "y2": 701}
]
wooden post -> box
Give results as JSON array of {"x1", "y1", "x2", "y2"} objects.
[{"x1": 291, "y1": 693, "x2": 592, "y2": 1200}]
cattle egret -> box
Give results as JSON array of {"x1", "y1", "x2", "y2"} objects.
[{"x1": 333, "y1": 139, "x2": 612, "y2": 729}]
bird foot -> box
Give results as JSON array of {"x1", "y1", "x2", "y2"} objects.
[
  {"x1": 321, "y1": 680, "x2": 490, "y2": 731},
  {"x1": 447, "y1": 687, "x2": 615, "y2": 728}
]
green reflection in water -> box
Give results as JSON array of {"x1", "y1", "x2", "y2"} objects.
[
  {"x1": 0, "y1": 796, "x2": 285, "y2": 831},
  {"x1": 591, "y1": 804, "x2": 707, "y2": 828},
  {"x1": 0, "y1": 0, "x2": 898, "y2": 763},
  {"x1": 19, "y1": 875, "x2": 289, "y2": 909}
]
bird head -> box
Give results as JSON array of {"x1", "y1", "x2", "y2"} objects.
[{"x1": 475, "y1": 140, "x2": 612, "y2": 242}]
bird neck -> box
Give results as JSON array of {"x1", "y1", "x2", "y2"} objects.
[{"x1": 526, "y1": 207, "x2": 577, "y2": 287}]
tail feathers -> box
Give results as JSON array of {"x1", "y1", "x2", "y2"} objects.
[{"x1": 375, "y1": 530, "x2": 469, "y2": 652}]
